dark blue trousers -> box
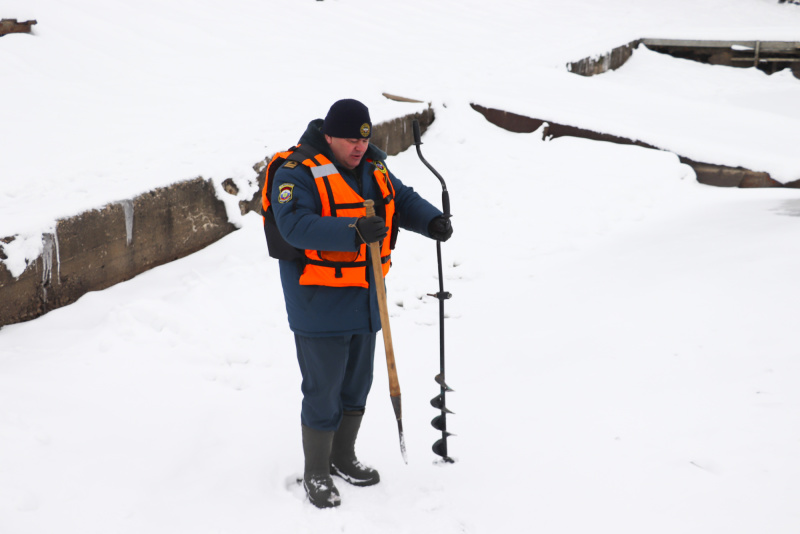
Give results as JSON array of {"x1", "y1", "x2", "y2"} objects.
[{"x1": 294, "y1": 333, "x2": 376, "y2": 432}]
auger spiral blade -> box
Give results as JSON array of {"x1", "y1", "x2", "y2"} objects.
[
  {"x1": 434, "y1": 373, "x2": 454, "y2": 392},
  {"x1": 432, "y1": 414, "x2": 456, "y2": 432},
  {"x1": 430, "y1": 394, "x2": 454, "y2": 414},
  {"x1": 432, "y1": 438, "x2": 455, "y2": 463}
]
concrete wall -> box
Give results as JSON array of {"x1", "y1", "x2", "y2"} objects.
[
  {"x1": 566, "y1": 40, "x2": 641, "y2": 76},
  {"x1": 0, "y1": 107, "x2": 435, "y2": 327},
  {"x1": 0, "y1": 178, "x2": 237, "y2": 326}
]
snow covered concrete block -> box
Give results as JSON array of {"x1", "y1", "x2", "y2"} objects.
[
  {"x1": 469, "y1": 104, "x2": 544, "y2": 134},
  {"x1": 738, "y1": 174, "x2": 784, "y2": 188},
  {"x1": 567, "y1": 40, "x2": 640, "y2": 76},
  {"x1": 0, "y1": 177, "x2": 236, "y2": 327},
  {"x1": 372, "y1": 107, "x2": 434, "y2": 158},
  {"x1": 685, "y1": 162, "x2": 780, "y2": 188},
  {"x1": 640, "y1": 39, "x2": 800, "y2": 75},
  {"x1": 470, "y1": 103, "x2": 659, "y2": 150},
  {"x1": 0, "y1": 19, "x2": 37, "y2": 36},
  {"x1": 55, "y1": 177, "x2": 236, "y2": 293},
  {"x1": 0, "y1": 253, "x2": 43, "y2": 326},
  {"x1": 470, "y1": 103, "x2": 788, "y2": 189}
]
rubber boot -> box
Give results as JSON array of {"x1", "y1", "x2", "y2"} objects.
[
  {"x1": 302, "y1": 425, "x2": 341, "y2": 508},
  {"x1": 330, "y1": 411, "x2": 380, "y2": 487}
]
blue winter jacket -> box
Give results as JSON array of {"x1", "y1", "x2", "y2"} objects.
[{"x1": 271, "y1": 119, "x2": 442, "y2": 337}]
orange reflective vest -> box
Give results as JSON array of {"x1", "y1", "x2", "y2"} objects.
[{"x1": 262, "y1": 146, "x2": 396, "y2": 289}]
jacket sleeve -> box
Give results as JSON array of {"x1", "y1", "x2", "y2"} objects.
[
  {"x1": 271, "y1": 165, "x2": 361, "y2": 252},
  {"x1": 389, "y1": 170, "x2": 443, "y2": 237}
]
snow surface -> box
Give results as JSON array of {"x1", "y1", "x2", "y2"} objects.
[{"x1": 2, "y1": 0, "x2": 800, "y2": 532}]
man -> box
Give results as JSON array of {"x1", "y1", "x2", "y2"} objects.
[{"x1": 265, "y1": 99, "x2": 453, "y2": 508}]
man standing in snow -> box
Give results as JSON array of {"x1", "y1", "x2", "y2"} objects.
[{"x1": 264, "y1": 99, "x2": 453, "y2": 508}]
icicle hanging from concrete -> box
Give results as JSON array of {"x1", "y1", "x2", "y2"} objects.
[
  {"x1": 41, "y1": 230, "x2": 61, "y2": 302},
  {"x1": 121, "y1": 200, "x2": 134, "y2": 246}
]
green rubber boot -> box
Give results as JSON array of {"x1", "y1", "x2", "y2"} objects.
[
  {"x1": 302, "y1": 425, "x2": 341, "y2": 508},
  {"x1": 330, "y1": 411, "x2": 380, "y2": 487}
]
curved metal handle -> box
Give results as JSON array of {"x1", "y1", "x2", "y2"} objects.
[{"x1": 412, "y1": 120, "x2": 450, "y2": 217}]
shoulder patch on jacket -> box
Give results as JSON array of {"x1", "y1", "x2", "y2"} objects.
[
  {"x1": 371, "y1": 160, "x2": 388, "y2": 175},
  {"x1": 278, "y1": 183, "x2": 295, "y2": 203}
]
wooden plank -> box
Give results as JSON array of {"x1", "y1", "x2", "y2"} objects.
[{"x1": 382, "y1": 92, "x2": 425, "y2": 104}]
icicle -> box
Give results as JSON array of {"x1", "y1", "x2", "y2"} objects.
[
  {"x1": 121, "y1": 200, "x2": 134, "y2": 246},
  {"x1": 39, "y1": 230, "x2": 61, "y2": 302},
  {"x1": 54, "y1": 226, "x2": 61, "y2": 284},
  {"x1": 41, "y1": 233, "x2": 54, "y2": 302}
]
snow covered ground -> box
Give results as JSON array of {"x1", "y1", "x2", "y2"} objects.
[{"x1": 2, "y1": 1, "x2": 800, "y2": 532}]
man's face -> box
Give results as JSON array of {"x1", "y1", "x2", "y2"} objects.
[{"x1": 325, "y1": 135, "x2": 369, "y2": 170}]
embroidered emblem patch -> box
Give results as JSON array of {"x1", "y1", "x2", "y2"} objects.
[
  {"x1": 372, "y1": 160, "x2": 388, "y2": 180},
  {"x1": 278, "y1": 183, "x2": 295, "y2": 203},
  {"x1": 284, "y1": 161, "x2": 298, "y2": 169},
  {"x1": 360, "y1": 123, "x2": 371, "y2": 138}
]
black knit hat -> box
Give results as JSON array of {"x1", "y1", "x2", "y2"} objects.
[{"x1": 322, "y1": 99, "x2": 372, "y2": 139}]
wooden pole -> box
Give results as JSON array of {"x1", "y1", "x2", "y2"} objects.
[{"x1": 363, "y1": 200, "x2": 407, "y2": 463}]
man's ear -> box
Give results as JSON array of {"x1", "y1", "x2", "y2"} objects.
[{"x1": 324, "y1": 134, "x2": 332, "y2": 145}]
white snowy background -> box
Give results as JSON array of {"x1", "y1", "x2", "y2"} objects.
[{"x1": 2, "y1": 0, "x2": 800, "y2": 532}]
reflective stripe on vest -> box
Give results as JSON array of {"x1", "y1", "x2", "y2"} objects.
[{"x1": 300, "y1": 153, "x2": 396, "y2": 289}]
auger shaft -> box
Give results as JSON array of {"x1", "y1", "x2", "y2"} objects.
[{"x1": 412, "y1": 119, "x2": 455, "y2": 463}]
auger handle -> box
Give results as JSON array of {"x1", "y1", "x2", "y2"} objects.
[{"x1": 412, "y1": 120, "x2": 450, "y2": 217}]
